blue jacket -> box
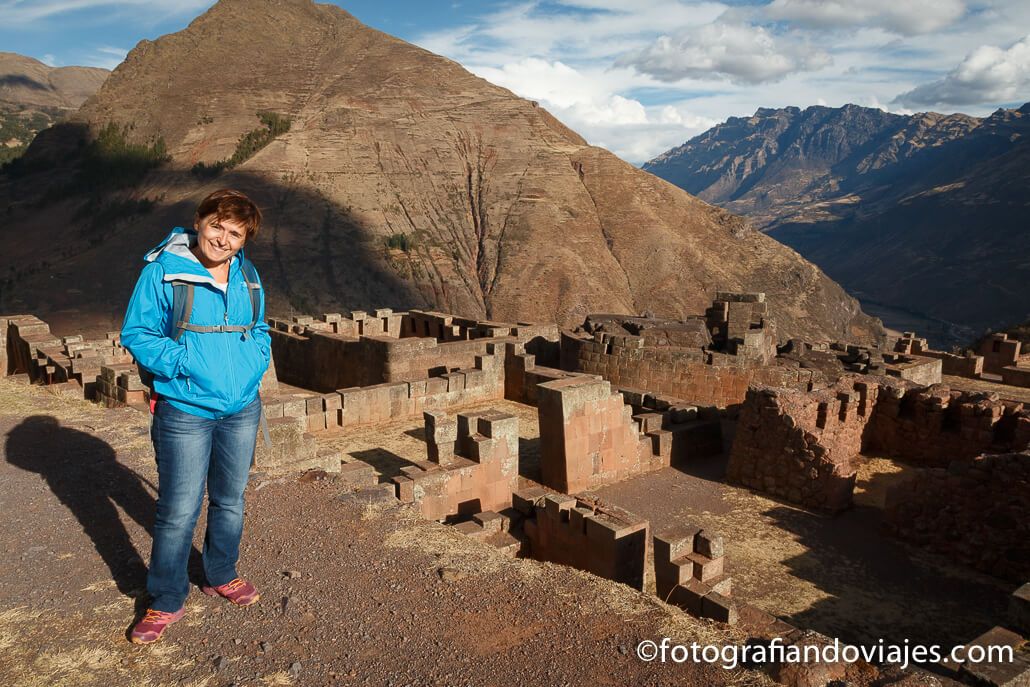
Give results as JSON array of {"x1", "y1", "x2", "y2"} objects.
[{"x1": 121, "y1": 227, "x2": 271, "y2": 419}]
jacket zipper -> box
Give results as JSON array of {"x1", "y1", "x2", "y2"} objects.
[{"x1": 224, "y1": 260, "x2": 238, "y2": 407}]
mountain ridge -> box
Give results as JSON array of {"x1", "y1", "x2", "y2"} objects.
[
  {"x1": 644, "y1": 102, "x2": 1030, "y2": 346},
  {"x1": 0, "y1": 0, "x2": 881, "y2": 345}
]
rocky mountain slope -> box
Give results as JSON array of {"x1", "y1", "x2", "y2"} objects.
[
  {"x1": 644, "y1": 103, "x2": 1030, "y2": 347},
  {"x1": 0, "y1": 52, "x2": 108, "y2": 165},
  {"x1": 0, "y1": 52, "x2": 108, "y2": 111},
  {"x1": 0, "y1": 0, "x2": 880, "y2": 344}
]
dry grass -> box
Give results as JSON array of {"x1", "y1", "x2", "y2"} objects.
[
  {"x1": 259, "y1": 671, "x2": 295, "y2": 686},
  {"x1": 0, "y1": 607, "x2": 43, "y2": 652},
  {"x1": 382, "y1": 512, "x2": 541, "y2": 580}
]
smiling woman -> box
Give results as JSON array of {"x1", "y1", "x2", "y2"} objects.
[{"x1": 119, "y1": 188, "x2": 270, "y2": 644}]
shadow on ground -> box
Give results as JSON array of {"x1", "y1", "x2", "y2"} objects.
[{"x1": 3, "y1": 415, "x2": 206, "y2": 601}]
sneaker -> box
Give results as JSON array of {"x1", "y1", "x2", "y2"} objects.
[
  {"x1": 129, "y1": 607, "x2": 185, "y2": 644},
  {"x1": 201, "y1": 577, "x2": 260, "y2": 606}
]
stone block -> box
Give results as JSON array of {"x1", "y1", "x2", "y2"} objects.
[
  {"x1": 392, "y1": 475, "x2": 415, "y2": 503},
  {"x1": 337, "y1": 461, "x2": 377, "y2": 489},
  {"x1": 686, "y1": 552, "x2": 724, "y2": 582},
  {"x1": 473, "y1": 511, "x2": 504, "y2": 533},
  {"x1": 701, "y1": 590, "x2": 738, "y2": 624},
  {"x1": 666, "y1": 579, "x2": 707, "y2": 615},
  {"x1": 654, "y1": 527, "x2": 699, "y2": 563},
  {"x1": 513, "y1": 487, "x2": 546, "y2": 515},
  {"x1": 542, "y1": 493, "x2": 576, "y2": 521},
  {"x1": 958, "y1": 626, "x2": 1030, "y2": 687},
  {"x1": 1011, "y1": 583, "x2": 1030, "y2": 634},
  {"x1": 695, "y1": 530, "x2": 725, "y2": 558}
]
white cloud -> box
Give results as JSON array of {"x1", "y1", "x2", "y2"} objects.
[
  {"x1": 615, "y1": 22, "x2": 831, "y2": 85},
  {"x1": 465, "y1": 57, "x2": 715, "y2": 163},
  {"x1": 78, "y1": 44, "x2": 129, "y2": 69},
  {"x1": 41, "y1": 53, "x2": 59, "y2": 66},
  {"x1": 0, "y1": 0, "x2": 211, "y2": 24},
  {"x1": 893, "y1": 33, "x2": 1030, "y2": 107},
  {"x1": 766, "y1": 0, "x2": 966, "y2": 35},
  {"x1": 412, "y1": 0, "x2": 728, "y2": 65}
]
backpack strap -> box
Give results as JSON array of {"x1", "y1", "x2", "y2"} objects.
[
  {"x1": 170, "y1": 280, "x2": 194, "y2": 342},
  {"x1": 167, "y1": 260, "x2": 261, "y2": 339},
  {"x1": 239, "y1": 258, "x2": 262, "y2": 336}
]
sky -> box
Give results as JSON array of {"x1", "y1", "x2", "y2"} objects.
[{"x1": 2, "y1": 0, "x2": 1029, "y2": 164}]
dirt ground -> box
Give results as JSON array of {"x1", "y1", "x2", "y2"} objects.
[
  {"x1": 0, "y1": 377, "x2": 771, "y2": 687},
  {"x1": 941, "y1": 374, "x2": 1030, "y2": 404},
  {"x1": 314, "y1": 400, "x2": 1014, "y2": 650},
  {"x1": 589, "y1": 455, "x2": 1015, "y2": 650}
]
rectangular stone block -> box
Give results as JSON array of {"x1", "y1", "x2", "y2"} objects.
[
  {"x1": 513, "y1": 487, "x2": 546, "y2": 515},
  {"x1": 701, "y1": 590, "x2": 738, "y2": 624},
  {"x1": 686, "y1": 552, "x2": 724, "y2": 582},
  {"x1": 666, "y1": 579, "x2": 708, "y2": 614},
  {"x1": 695, "y1": 530, "x2": 725, "y2": 558},
  {"x1": 654, "y1": 527, "x2": 699, "y2": 564},
  {"x1": 543, "y1": 493, "x2": 576, "y2": 521},
  {"x1": 337, "y1": 461, "x2": 377, "y2": 489}
]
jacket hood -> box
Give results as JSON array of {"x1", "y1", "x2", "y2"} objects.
[{"x1": 144, "y1": 226, "x2": 244, "y2": 286}]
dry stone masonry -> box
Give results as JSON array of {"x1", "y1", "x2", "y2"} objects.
[{"x1": 5, "y1": 292, "x2": 1029, "y2": 686}]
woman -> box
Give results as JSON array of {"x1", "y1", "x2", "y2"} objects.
[{"x1": 121, "y1": 189, "x2": 271, "y2": 644}]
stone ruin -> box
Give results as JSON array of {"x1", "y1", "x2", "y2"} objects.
[
  {"x1": 5, "y1": 293, "x2": 1029, "y2": 687},
  {"x1": 393, "y1": 409, "x2": 519, "y2": 521},
  {"x1": 728, "y1": 376, "x2": 1030, "y2": 513}
]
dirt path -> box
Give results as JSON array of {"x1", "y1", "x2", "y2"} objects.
[{"x1": 0, "y1": 377, "x2": 767, "y2": 687}]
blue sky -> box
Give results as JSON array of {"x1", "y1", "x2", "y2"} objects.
[{"x1": 2, "y1": 0, "x2": 1028, "y2": 163}]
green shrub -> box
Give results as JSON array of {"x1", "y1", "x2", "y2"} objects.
[
  {"x1": 79, "y1": 122, "x2": 169, "y2": 193},
  {"x1": 385, "y1": 233, "x2": 414, "y2": 252},
  {"x1": 191, "y1": 111, "x2": 292, "y2": 178}
]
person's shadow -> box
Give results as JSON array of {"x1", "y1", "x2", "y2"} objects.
[{"x1": 4, "y1": 415, "x2": 203, "y2": 609}]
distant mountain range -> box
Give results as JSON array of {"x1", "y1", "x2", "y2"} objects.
[
  {"x1": 644, "y1": 103, "x2": 1030, "y2": 348},
  {"x1": 0, "y1": 0, "x2": 881, "y2": 345},
  {"x1": 0, "y1": 52, "x2": 108, "y2": 165}
]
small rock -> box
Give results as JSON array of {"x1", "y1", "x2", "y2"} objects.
[
  {"x1": 213, "y1": 655, "x2": 226, "y2": 670},
  {"x1": 234, "y1": 638, "x2": 242, "y2": 645},
  {"x1": 259, "y1": 641, "x2": 270, "y2": 652},
  {"x1": 437, "y1": 567, "x2": 466, "y2": 582},
  {"x1": 618, "y1": 645, "x2": 628, "y2": 655},
  {"x1": 283, "y1": 570, "x2": 302, "y2": 579},
  {"x1": 289, "y1": 661, "x2": 302, "y2": 676}
]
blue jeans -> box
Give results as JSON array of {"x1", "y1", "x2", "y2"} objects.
[{"x1": 147, "y1": 394, "x2": 261, "y2": 611}]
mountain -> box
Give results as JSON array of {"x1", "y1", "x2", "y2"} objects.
[
  {"x1": 0, "y1": 52, "x2": 108, "y2": 112},
  {"x1": 0, "y1": 52, "x2": 109, "y2": 165},
  {"x1": 0, "y1": 0, "x2": 881, "y2": 345},
  {"x1": 643, "y1": 103, "x2": 1030, "y2": 348}
]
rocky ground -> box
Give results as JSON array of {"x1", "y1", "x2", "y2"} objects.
[{"x1": 0, "y1": 376, "x2": 770, "y2": 687}]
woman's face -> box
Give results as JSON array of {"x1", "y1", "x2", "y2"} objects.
[{"x1": 193, "y1": 214, "x2": 247, "y2": 266}]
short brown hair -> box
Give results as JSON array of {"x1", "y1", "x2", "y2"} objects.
[{"x1": 195, "y1": 189, "x2": 262, "y2": 240}]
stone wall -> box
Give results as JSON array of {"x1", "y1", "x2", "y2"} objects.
[
  {"x1": 1002, "y1": 364, "x2": 1030, "y2": 389},
  {"x1": 536, "y1": 376, "x2": 668, "y2": 494},
  {"x1": 864, "y1": 386, "x2": 1030, "y2": 465},
  {"x1": 391, "y1": 408, "x2": 519, "y2": 521},
  {"x1": 654, "y1": 526, "x2": 736, "y2": 624},
  {"x1": 896, "y1": 331, "x2": 984, "y2": 378},
  {"x1": 503, "y1": 341, "x2": 583, "y2": 406},
  {"x1": 261, "y1": 343, "x2": 506, "y2": 433},
  {"x1": 516, "y1": 488, "x2": 649, "y2": 590},
  {"x1": 727, "y1": 381, "x2": 870, "y2": 513},
  {"x1": 271, "y1": 310, "x2": 558, "y2": 393},
  {"x1": 704, "y1": 291, "x2": 777, "y2": 363},
  {"x1": 560, "y1": 330, "x2": 811, "y2": 409},
  {"x1": 883, "y1": 451, "x2": 1030, "y2": 583},
  {"x1": 728, "y1": 377, "x2": 1030, "y2": 512},
  {"x1": 980, "y1": 333, "x2": 1023, "y2": 375}
]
